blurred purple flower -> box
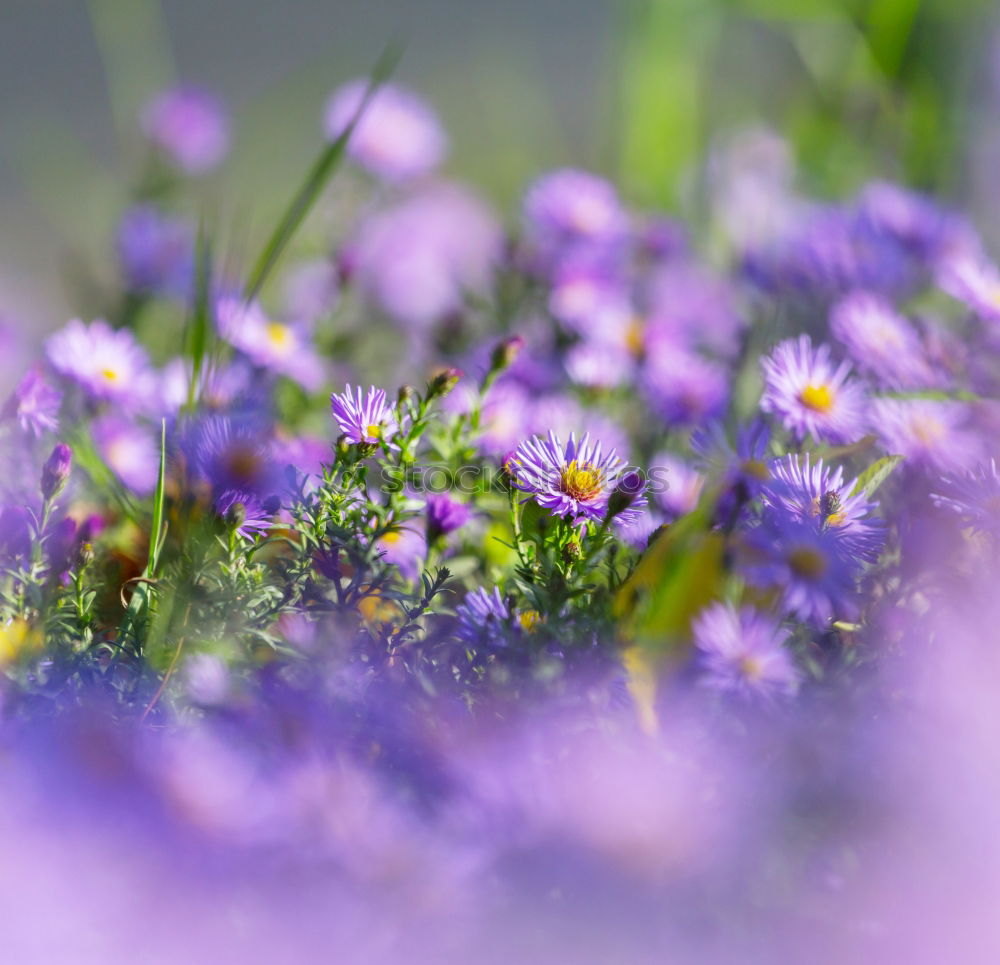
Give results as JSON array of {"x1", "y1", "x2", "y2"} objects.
[
  {"x1": 643, "y1": 348, "x2": 729, "y2": 427},
  {"x1": 324, "y1": 80, "x2": 447, "y2": 182},
  {"x1": 425, "y1": 492, "x2": 471, "y2": 543},
  {"x1": 871, "y1": 398, "x2": 984, "y2": 475},
  {"x1": 93, "y1": 415, "x2": 160, "y2": 496},
  {"x1": 760, "y1": 334, "x2": 867, "y2": 444},
  {"x1": 282, "y1": 259, "x2": 340, "y2": 326},
  {"x1": 3, "y1": 367, "x2": 61, "y2": 437},
  {"x1": 117, "y1": 205, "x2": 194, "y2": 297},
  {"x1": 693, "y1": 602, "x2": 799, "y2": 700},
  {"x1": 46, "y1": 319, "x2": 153, "y2": 405},
  {"x1": 353, "y1": 183, "x2": 501, "y2": 328},
  {"x1": 141, "y1": 85, "x2": 230, "y2": 175}
]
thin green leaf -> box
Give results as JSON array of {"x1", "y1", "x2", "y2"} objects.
[
  {"x1": 243, "y1": 41, "x2": 403, "y2": 301},
  {"x1": 184, "y1": 226, "x2": 213, "y2": 411},
  {"x1": 148, "y1": 419, "x2": 168, "y2": 575},
  {"x1": 851, "y1": 454, "x2": 903, "y2": 500}
]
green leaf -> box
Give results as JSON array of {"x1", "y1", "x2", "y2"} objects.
[
  {"x1": 851, "y1": 454, "x2": 903, "y2": 500},
  {"x1": 148, "y1": 419, "x2": 168, "y2": 575},
  {"x1": 243, "y1": 41, "x2": 403, "y2": 301},
  {"x1": 184, "y1": 227, "x2": 213, "y2": 411}
]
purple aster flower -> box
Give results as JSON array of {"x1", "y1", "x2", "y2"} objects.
[
  {"x1": 547, "y1": 260, "x2": 632, "y2": 342},
  {"x1": 376, "y1": 523, "x2": 425, "y2": 581},
  {"x1": 215, "y1": 296, "x2": 323, "y2": 391},
  {"x1": 692, "y1": 602, "x2": 799, "y2": 700},
  {"x1": 92, "y1": 415, "x2": 160, "y2": 495},
  {"x1": 931, "y1": 460, "x2": 1000, "y2": 535},
  {"x1": 829, "y1": 291, "x2": 938, "y2": 390},
  {"x1": 564, "y1": 340, "x2": 634, "y2": 389},
  {"x1": 331, "y1": 385, "x2": 397, "y2": 447},
  {"x1": 744, "y1": 515, "x2": 857, "y2": 625},
  {"x1": 614, "y1": 505, "x2": 664, "y2": 550},
  {"x1": 3, "y1": 367, "x2": 61, "y2": 437},
  {"x1": 141, "y1": 85, "x2": 230, "y2": 175},
  {"x1": 454, "y1": 585, "x2": 536, "y2": 646},
  {"x1": 46, "y1": 319, "x2": 153, "y2": 405},
  {"x1": 352, "y1": 183, "x2": 501, "y2": 328},
  {"x1": 182, "y1": 413, "x2": 282, "y2": 497},
  {"x1": 40, "y1": 443, "x2": 73, "y2": 502},
  {"x1": 425, "y1": 493, "x2": 471, "y2": 543},
  {"x1": 324, "y1": 80, "x2": 447, "y2": 182},
  {"x1": 692, "y1": 419, "x2": 773, "y2": 511},
  {"x1": 214, "y1": 488, "x2": 277, "y2": 537},
  {"x1": 643, "y1": 348, "x2": 729, "y2": 427},
  {"x1": 936, "y1": 250, "x2": 1000, "y2": 328},
  {"x1": 760, "y1": 334, "x2": 867, "y2": 444},
  {"x1": 117, "y1": 205, "x2": 194, "y2": 297},
  {"x1": 509, "y1": 431, "x2": 639, "y2": 524},
  {"x1": 157, "y1": 358, "x2": 254, "y2": 414},
  {"x1": 765, "y1": 453, "x2": 886, "y2": 562},
  {"x1": 870, "y1": 399, "x2": 984, "y2": 475}
]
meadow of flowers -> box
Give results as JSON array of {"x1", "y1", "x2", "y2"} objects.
[{"x1": 4, "y1": 42, "x2": 1000, "y2": 964}]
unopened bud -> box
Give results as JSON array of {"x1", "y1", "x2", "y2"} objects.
[
  {"x1": 562, "y1": 539, "x2": 582, "y2": 563},
  {"x1": 489, "y1": 335, "x2": 524, "y2": 374},
  {"x1": 224, "y1": 500, "x2": 247, "y2": 530},
  {"x1": 41, "y1": 443, "x2": 72, "y2": 502},
  {"x1": 427, "y1": 367, "x2": 463, "y2": 400},
  {"x1": 397, "y1": 384, "x2": 416, "y2": 406}
]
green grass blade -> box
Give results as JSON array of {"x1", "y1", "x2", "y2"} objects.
[
  {"x1": 185, "y1": 226, "x2": 213, "y2": 411},
  {"x1": 243, "y1": 41, "x2": 404, "y2": 301},
  {"x1": 148, "y1": 419, "x2": 168, "y2": 575}
]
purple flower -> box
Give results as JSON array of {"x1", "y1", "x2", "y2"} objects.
[
  {"x1": 564, "y1": 340, "x2": 634, "y2": 389},
  {"x1": 324, "y1": 80, "x2": 446, "y2": 182},
  {"x1": 141, "y1": 85, "x2": 230, "y2": 175},
  {"x1": 282, "y1": 259, "x2": 341, "y2": 326},
  {"x1": 331, "y1": 385, "x2": 397, "y2": 447},
  {"x1": 744, "y1": 515, "x2": 857, "y2": 625},
  {"x1": 870, "y1": 399, "x2": 984, "y2": 475},
  {"x1": 375, "y1": 523, "x2": 425, "y2": 581},
  {"x1": 643, "y1": 348, "x2": 729, "y2": 427},
  {"x1": 765, "y1": 453, "x2": 886, "y2": 562},
  {"x1": 214, "y1": 488, "x2": 277, "y2": 537},
  {"x1": 692, "y1": 602, "x2": 799, "y2": 700},
  {"x1": 931, "y1": 460, "x2": 1000, "y2": 535},
  {"x1": 352, "y1": 183, "x2": 501, "y2": 328},
  {"x1": 46, "y1": 319, "x2": 153, "y2": 405},
  {"x1": 216, "y1": 297, "x2": 323, "y2": 391},
  {"x1": 829, "y1": 291, "x2": 938, "y2": 390},
  {"x1": 454, "y1": 586, "x2": 532, "y2": 646},
  {"x1": 92, "y1": 415, "x2": 160, "y2": 495},
  {"x1": 547, "y1": 261, "x2": 631, "y2": 342},
  {"x1": 3, "y1": 367, "x2": 61, "y2": 437},
  {"x1": 936, "y1": 250, "x2": 1000, "y2": 327},
  {"x1": 652, "y1": 453, "x2": 705, "y2": 520},
  {"x1": 692, "y1": 420, "x2": 772, "y2": 506},
  {"x1": 117, "y1": 205, "x2": 194, "y2": 297},
  {"x1": 509, "y1": 431, "x2": 639, "y2": 524},
  {"x1": 157, "y1": 358, "x2": 254, "y2": 414},
  {"x1": 523, "y1": 169, "x2": 626, "y2": 261},
  {"x1": 425, "y1": 493, "x2": 471, "y2": 543},
  {"x1": 760, "y1": 335, "x2": 867, "y2": 444},
  {"x1": 182, "y1": 413, "x2": 281, "y2": 497}
]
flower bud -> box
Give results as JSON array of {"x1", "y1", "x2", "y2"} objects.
[
  {"x1": 224, "y1": 500, "x2": 247, "y2": 530},
  {"x1": 397, "y1": 384, "x2": 416, "y2": 406},
  {"x1": 426, "y1": 367, "x2": 463, "y2": 400},
  {"x1": 489, "y1": 335, "x2": 524, "y2": 374},
  {"x1": 40, "y1": 443, "x2": 72, "y2": 502}
]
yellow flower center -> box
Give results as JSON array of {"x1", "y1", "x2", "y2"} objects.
[
  {"x1": 518, "y1": 610, "x2": 543, "y2": 633},
  {"x1": 738, "y1": 654, "x2": 764, "y2": 681},
  {"x1": 799, "y1": 384, "x2": 835, "y2": 413},
  {"x1": 787, "y1": 545, "x2": 829, "y2": 581},
  {"x1": 911, "y1": 416, "x2": 945, "y2": 446},
  {"x1": 266, "y1": 323, "x2": 292, "y2": 350},
  {"x1": 559, "y1": 460, "x2": 604, "y2": 502},
  {"x1": 380, "y1": 530, "x2": 401, "y2": 545},
  {"x1": 101, "y1": 367, "x2": 119, "y2": 382},
  {"x1": 626, "y1": 317, "x2": 645, "y2": 356},
  {"x1": 366, "y1": 424, "x2": 383, "y2": 440}
]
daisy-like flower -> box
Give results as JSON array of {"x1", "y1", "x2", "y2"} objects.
[
  {"x1": 46, "y1": 319, "x2": 153, "y2": 405},
  {"x1": 936, "y1": 250, "x2": 1000, "y2": 326},
  {"x1": 117, "y1": 205, "x2": 194, "y2": 298},
  {"x1": 141, "y1": 85, "x2": 230, "y2": 175},
  {"x1": 214, "y1": 488, "x2": 278, "y2": 538},
  {"x1": 425, "y1": 493, "x2": 472, "y2": 544},
  {"x1": 765, "y1": 453, "x2": 886, "y2": 562},
  {"x1": 524, "y1": 169, "x2": 626, "y2": 248},
  {"x1": 692, "y1": 602, "x2": 799, "y2": 701},
  {"x1": 652, "y1": 453, "x2": 705, "y2": 520},
  {"x1": 642, "y1": 348, "x2": 729, "y2": 427},
  {"x1": 3, "y1": 367, "x2": 61, "y2": 437},
  {"x1": 508, "y1": 431, "x2": 641, "y2": 524},
  {"x1": 324, "y1": 80, "x2": 447, "y2": 183},
  {"x1": 375, "y1": 524, "x2": 426, "y2": 581},
  {"x1": 871, "y1": 398, "x2": 983, "y2": 475},
  {"x1": 744, "y1": 515, "x2": 857, "y2": 625},
  {"x1": 760, "y1": 334, "x2": 867, "y2": 443},
  {"x1": 182, "y1": 413, "x2": 283, "y2": 497},
  {"x1": 931, "y1": 460, "x2": 1000, "y2": 535},
  {"x1": 829, "y1": 291, "x2": 938, "y2": 390},
  {"x1": 454, "y1": 586, "x2": 542, "y2": 646},
  {"x1": 93, "y1": 415, "x2": 160, "y2": 495},
  {"x1": 215, "y1": 297, "x2": 323, "y2": 391},
  {"x1": 331, "y1": 385, "x2": 397, "y2": 447}
]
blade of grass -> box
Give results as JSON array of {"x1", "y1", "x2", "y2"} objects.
[
  {"x1": 184, "y1": 225, "x2": 213, "y2": 411},
  {"x1": 243, "y1": 41, "x2": 404, "y2": 301},
  {"x1": 148, "y1": 419, "x2": 168, "y2": 575}
]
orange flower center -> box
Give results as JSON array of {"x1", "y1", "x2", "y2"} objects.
[
  {"x1": 559, "y1": 460, "x2": 604, "y2": 501},
  {"x1": 799, "y1": 384, "x2": 834, "y2": 413}
]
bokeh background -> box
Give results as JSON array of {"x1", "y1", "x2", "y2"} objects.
[{"x1": 3, "y1": 0, "x2": 1000, "y2": 332}]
